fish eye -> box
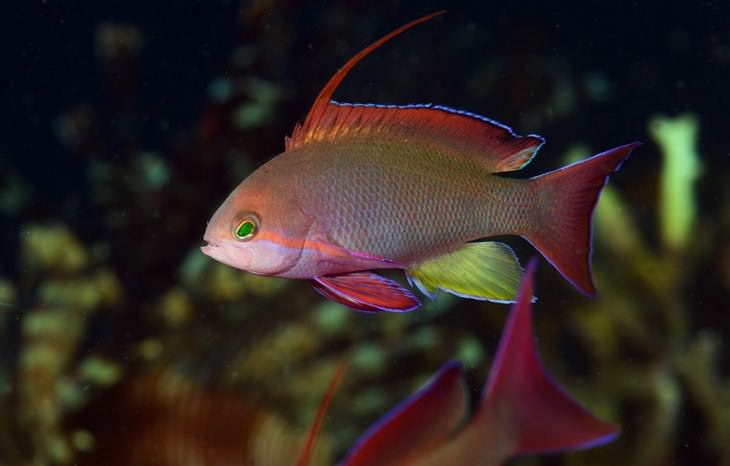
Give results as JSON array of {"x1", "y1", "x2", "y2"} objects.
[{"x1": 233, "y1": 216, "x2": 258, "y2": 241}]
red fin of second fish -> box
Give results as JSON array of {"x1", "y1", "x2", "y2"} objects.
[
  {"x1": 295, "y1": 361, "x2": 348, "y2": 466},
  {"x1": 340, "y1": 259, "x2": 617, "y2": 465},
  {"x1": 311, "y1": 272, "x2": 421, "y2": 312},
  {"x1": 526, "y1": 142, "x2": 641, "y2": 295},
  {"x1": 477, "y1": 259, "x2": 619, "y2": 455},
  {"x1": 342, "y1": 362, "x2": 468, "y2": 466}
]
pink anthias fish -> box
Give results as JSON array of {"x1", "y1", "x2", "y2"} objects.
[
  {"x1": 202, "y1": 12, "x2": 640, "y2": 312},
  {"x1": 296, "y1": 259, "x2": 618, "y2": 466}
]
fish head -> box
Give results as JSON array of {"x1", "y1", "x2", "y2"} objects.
[{"x1": 202, "y1": 169, "x2": 311, "y2": 277}]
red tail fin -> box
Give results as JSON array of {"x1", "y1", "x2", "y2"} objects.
[
  {"x1": 524, "y1": 142, "x2": 640, "y2": 295},
  {"x1": 295, "y1": 360, "x2": 348, "y2": 466},
  {"x1": 478, "y1": 258, "x2": 619, "y2": 455}
]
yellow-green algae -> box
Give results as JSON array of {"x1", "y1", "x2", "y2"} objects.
[{"x1": 648, "y1": 114, "x2": 702, "y2": 252}]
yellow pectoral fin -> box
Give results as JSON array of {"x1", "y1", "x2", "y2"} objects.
[{"x1": 407, "y1": 242, "x2": 526, "y2": 303}]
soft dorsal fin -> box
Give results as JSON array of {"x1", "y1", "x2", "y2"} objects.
[
  {"x1": 288, "y1": 11, "x2": 445, "y2": 151},
  {"x1": 286, "y1": 13, "x2": 544, "y2": 173}
]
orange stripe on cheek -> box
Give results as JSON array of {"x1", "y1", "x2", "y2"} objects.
[
  {"x1": 256, "y1": 231, "x2": 303, "y2": 249},
  {"x1": 257, "y1": 231, "x2": 347, "y2": 259}
]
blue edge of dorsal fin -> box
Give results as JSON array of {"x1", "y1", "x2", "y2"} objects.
[{"x1": 330, "y1": 100, "x2": 545, "y2": 144}]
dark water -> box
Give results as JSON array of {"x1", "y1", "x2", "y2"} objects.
[{"x1": 1, "y1": 1, "x2": 729, "y2": 465}]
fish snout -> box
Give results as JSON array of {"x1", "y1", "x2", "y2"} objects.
[
  {"x1": 201, "y1": 237, "x2": 222, "y2": 257},
  {"x1": 200, "y1": 238, "x2": 254, "y2": 272}
]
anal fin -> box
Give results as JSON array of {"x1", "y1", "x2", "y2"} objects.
[
  {"x1": 312, "y1": 271, "x2": 420, "y2": 313},
  {"x1": 407, "y1": 241, "x2": 525, "y2": 303}
]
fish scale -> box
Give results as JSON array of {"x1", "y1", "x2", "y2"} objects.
[{"x1": 290, "y1": 137, "x2": 529, "y2": 263}]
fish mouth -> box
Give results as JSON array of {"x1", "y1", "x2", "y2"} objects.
[
  {"x1": 200, "y1": 241, "x2": 229, "y2": 266},
  {"x1": 200, "y1": 237, "x2": 221, "y2": 257},
  {"x1": 200, "y1": 238, "x2": 253, "y2": 271}
]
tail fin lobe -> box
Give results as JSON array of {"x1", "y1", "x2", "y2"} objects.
[{"x1": 526, "y1": 142, "x2": 640, "y2": 294}]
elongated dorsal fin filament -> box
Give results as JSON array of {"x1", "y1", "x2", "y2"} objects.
[{"x1": 289, "y1": 11, "x2": 445, "y2": 148}]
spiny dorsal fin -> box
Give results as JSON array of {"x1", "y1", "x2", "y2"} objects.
[{"x1": 290, "y1": 11, "x2": 445, "y2": 150}]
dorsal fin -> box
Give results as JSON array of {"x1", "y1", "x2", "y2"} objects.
[
  {"x1": 286, "y1": 12, "x2": 544, "y2": 173},
  {"x1": 295, "y1": 360, "x2": 348, "y2": 466},
  {"x1": 292, "y1": 102, "x2": 544, "y2": 172}
]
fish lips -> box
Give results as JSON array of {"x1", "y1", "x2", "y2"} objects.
[{"x1": 201, "y1": 238, "x2": 253, "y2": 271}]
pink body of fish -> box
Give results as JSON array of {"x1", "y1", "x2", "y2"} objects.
[{"x1": 202, "y1": 12, "x2": 639, "y2": 312}]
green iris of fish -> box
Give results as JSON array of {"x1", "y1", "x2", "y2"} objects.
[{"x1": 235, "y1": 220, "x2": 256, "y2": 240}]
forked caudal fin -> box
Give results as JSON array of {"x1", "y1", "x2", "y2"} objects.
[
  {"x1": 476, "y1": 258, "x2": 619, "y2": 456},
  {"x1": 525, "y1": 142, "x2": 641, "y2": 295}
]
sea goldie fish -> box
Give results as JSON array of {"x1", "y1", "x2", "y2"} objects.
[
  {"x1": 297, "y1": 259, "x2": 618, "y2": 466},
  {"x1": 202, "y1": 12, "x2": 639, "y2": 312}
]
